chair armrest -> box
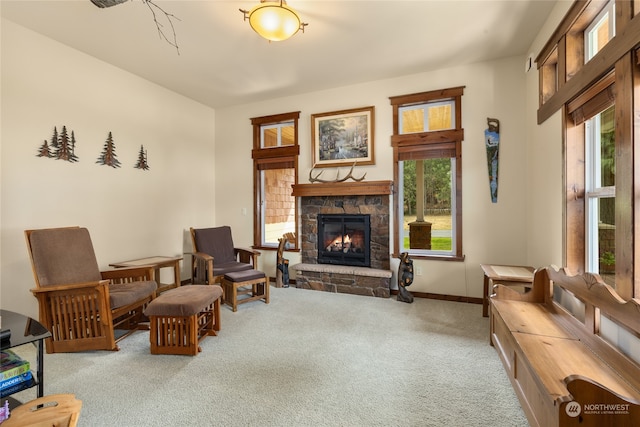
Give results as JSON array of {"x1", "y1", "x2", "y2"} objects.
[
  {"x1": 235, "y1": 247, "x2": 260, "y2": 265},
  {"x1": 235, "y1": 247, "x2": 260, "y2": 255},
  {"x1": 192, "y1": 251, "x2": 213, "y2": 262},
  {"x1": 191, "y1": 251, "x2": 215, "y2": 284},
  {"x1": 30, "y1": 280, "x2": 110, "y2": 294},
  {"x1": 101, "y1": 266, "x2": 155, "y2": 283}
]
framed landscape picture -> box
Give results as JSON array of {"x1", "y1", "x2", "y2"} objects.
[{"x1": 311, "y1": 106, "x2": 375, "y2": 168}]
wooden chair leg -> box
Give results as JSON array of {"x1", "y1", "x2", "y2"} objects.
[
  {"x1": 213, "y1": 298, "x2": 221, "y2": 331},
  {"x1": 232, "y1": 283, "x2": 238, "y2": 312}
]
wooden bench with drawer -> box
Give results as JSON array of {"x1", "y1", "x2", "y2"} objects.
[{"x1": 490, "y1": 266, "x2": 640, "y2": 427}]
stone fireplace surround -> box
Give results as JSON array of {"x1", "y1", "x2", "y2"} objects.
[{"x1": 291, "y1": 181, "x2": 393, "y2": 298}]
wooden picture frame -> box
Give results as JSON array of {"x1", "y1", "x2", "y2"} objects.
[{"x1": 311, "y1": 106, "x2": 375, "y2": 168}]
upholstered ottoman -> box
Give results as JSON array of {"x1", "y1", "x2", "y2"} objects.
[
  {"x1": 143, "y1": 284, "x2": 222, "y2": 355},
  {"x1": 221, "y1": 269, "x2": 269, "y2": 312}
]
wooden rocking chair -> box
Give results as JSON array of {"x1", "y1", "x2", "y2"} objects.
[
  {"x1": 190, "y1": 226, "x2": 260, "y2": 285},
  {"x1": 25, "y1": 227, "x2": 157, "y2": 353}
]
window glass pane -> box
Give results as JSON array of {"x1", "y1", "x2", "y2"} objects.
[
  {"x1": 427, "y1": 104, "x2": 452, "y2": 130},
  {"x1": 401, "y1": 109, "x2": 424, "y2": 133},
  {"x1": 600, "y1": 106, "x2": 615, "y2": 187},
  {"x1": 262, "y1": 168, "x2": 296, "y2": 246},
  {"x1": 281, "y1": 124, "x2": 295, "y2": 146},
  {"x1": 600, "y1": 315, "x2": 640, "y2": 365},
  {"x1": 399, "y1": 100, "x2": 454, "y2": 133},
  {"x1": 552, "y1": 284, "x2": 586, "y2": 322},
  {"x1": 261, "y1": 122, "x2": 294, "y2": 148},
  {"x1": 597, "y1": 197, "x2": 615, "y2": 282},
  {"x1": 585, "y1": 1, "x2": 615, "y2": 62},
  {"x1": 263, "y1": 127, "x2": 278, "y2": 148},
  {"x1": 586, "y1": 105, "x2": 615, "y2": 286},
  {"x1": 401, "y1": 158, "x2": 453, "y2": 254}
]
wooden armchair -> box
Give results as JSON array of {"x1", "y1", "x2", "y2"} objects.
[
  {"x1": 190, "y1": 226, "x2": 260, "y2": 285},
  {"x1": 25, "y1": 227, "x2": 157, "y2": 353}
]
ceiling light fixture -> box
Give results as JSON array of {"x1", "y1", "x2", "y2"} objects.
[{"x1": 240, "y1": 0, "x2": 308, "y2": 42}]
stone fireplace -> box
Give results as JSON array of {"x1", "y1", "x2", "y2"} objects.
[{"x1": 291, "y1": 181, "x2": 393, "y2": 297}]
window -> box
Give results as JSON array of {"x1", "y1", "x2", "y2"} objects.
[
  {"x1": 538, "y1": 0, "x2": 639, "y2": 299},
  {"x1": 584, "y1": 0, "x2": 615, "y2": 63},
  {"x1": 390, "y1": 87, "x2": 464, "y2": 260},
  {"x1": 585, "y1": 105, "x2": 615, "y2": 283},
  {"x1": 251, "y1": 112, "x2": 300, "y2": 249},
  {"x1": 566, "y1": 74, "x2": 616, "y2": 286}
]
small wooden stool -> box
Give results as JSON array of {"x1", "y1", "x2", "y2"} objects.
[
  {"x1": 3, "y1": 394, "x2": 82, "y2": 427},
  {"x1": 222, "y1": 269, "x2": 269, "y2": 312},
  {"x1": 143, "y1": 284, "x2": 222, "y2": 355}
]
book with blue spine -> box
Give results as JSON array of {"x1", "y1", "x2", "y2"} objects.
[
  {"x1": 0, "y1": 375, "x2": 34, "y2": 398},
  {"x1": 0, "y1": 370, "x2": 33, "y2": 391}
]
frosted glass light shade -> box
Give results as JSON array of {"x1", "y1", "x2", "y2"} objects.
[{"x1": 247, "y1": 1, "x2": 302, "y2": 42}]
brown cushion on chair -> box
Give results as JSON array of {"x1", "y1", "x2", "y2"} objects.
[
  {"x1": 193, "y1": 226, "x2": 236, "y2": 264},
  {"x1": 215, "y1": 261, "x2": 254, "y2": 277},
  {"x1": 29, "y1": 227, "x2": 102, "y2": 286},
  {"x1": 109, "y1": 280, "x2": 157, "y2": 309},
  {"x1": 144, "y1": 285, "x2": 223, "y2": 317},
  {"x1": 224, "y1": 269, "x2": 265, "y2": 282}
]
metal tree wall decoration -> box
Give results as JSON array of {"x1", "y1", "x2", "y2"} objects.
[
  {"x1": 134, "y1": 144, "x2": 150, "y2": 170},
  {"x1": 90, "y1": 0, "x2": 180, "y2": 53},
  {"x1": 37, "y1": 126, "x2": 79, "y2": 162},
  {"x1": 96, "y1": 131, "x2": 121, "y2": 168},
  {"x1": 37, "y1": 127, "x2": 152, "y2": 171},
  {"x1": 37, "y1": 139, "x2": 52, "y2": 158}
]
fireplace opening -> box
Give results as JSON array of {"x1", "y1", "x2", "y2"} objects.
[{"x1": 317, "y1": 214, "x2": 370, "y2": 267}]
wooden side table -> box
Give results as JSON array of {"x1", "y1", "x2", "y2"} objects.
[
  {"x1": 481, "y1": 264, "x2": 534, "y2": 317},
  {"x1": 110, "y1": 256, "x2": 183, "y2": 294}
]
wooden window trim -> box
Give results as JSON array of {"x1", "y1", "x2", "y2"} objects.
[
  {"x1": 389, "y1": 87, "x2": 465, "y2": 260},
  {"x1": 538, "y1": 1, "x2": 640, "y2": 124},
  {"x1": 250, "y1": 111, "x2": 300, "y2": 250},
  {"x1": 546, "y1": 1, "x2": 639, "y2": 299},
  {"x1": 250, "y1": 111, "x2": 300, "y2": 126},
  {"x1": 252, "y1": 145, "x2": 299, "y2": 161}
]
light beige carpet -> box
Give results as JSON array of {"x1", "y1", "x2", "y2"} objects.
[{"x1": 12, "y1": 287, "x2": 528, "y2": 426}]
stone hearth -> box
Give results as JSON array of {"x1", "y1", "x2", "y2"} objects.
[
  {"x1": 291, "y1": 181, "x2": 393, "y2": 298},
  {"x1": 292, "y1": 263, "x2": 392, "y2": 298}
]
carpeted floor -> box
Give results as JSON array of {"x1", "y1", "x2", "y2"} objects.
[{"x1": 11, "y1": 287, "x2": 528, "y2": 426}]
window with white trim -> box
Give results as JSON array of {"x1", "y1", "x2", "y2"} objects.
[
  {"x1": 584, "y1": 0, "x2": 615, "y2": 63},
  {"x1": 585, "y1": 105, "x2": 615, "y2": 282}
]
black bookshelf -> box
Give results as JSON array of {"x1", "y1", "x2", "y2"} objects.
[{"x1": 1, "y1": 310, "x2": 51, "y2": 409}]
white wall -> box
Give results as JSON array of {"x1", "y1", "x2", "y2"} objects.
[
  {"x1": 0, "y1": 20, "x2": 216, "y2": 318},
  {"x1": 215, "y1": 56, "x2": 533, "y2": 299},
  {"x1": 524, "y1": 1, "x2": 572, "y2": 268}
]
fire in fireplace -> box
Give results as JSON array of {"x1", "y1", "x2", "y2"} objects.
[{"x1": 317, "y1": 214, "x2": 370, "y2": 267}]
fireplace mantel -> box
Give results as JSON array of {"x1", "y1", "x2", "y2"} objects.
[{"x1": 291, "y1": 180, "x2": 393, "y2": 197}]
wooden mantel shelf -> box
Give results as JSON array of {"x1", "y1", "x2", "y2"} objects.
[{"x1": 292, "y1": 180, "x2": 393, "y2": 197}]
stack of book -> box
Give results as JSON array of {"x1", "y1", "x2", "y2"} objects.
[{"x1": 1, "y1": 350, "x2": 32, "y2": 396}]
